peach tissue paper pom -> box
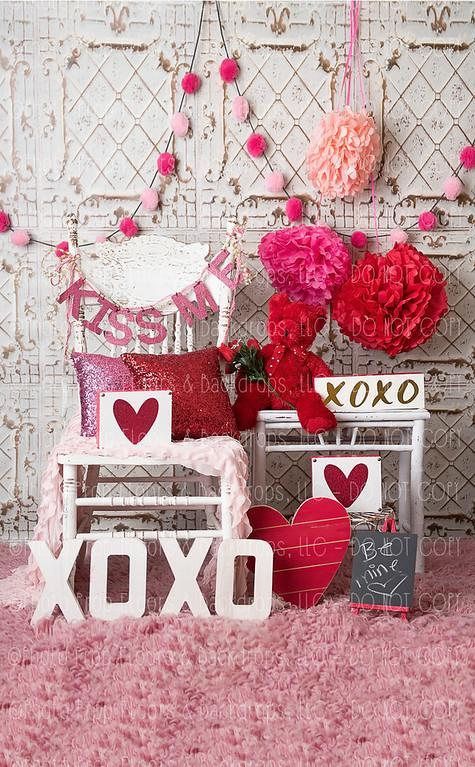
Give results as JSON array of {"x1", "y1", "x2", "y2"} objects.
[
  {"x1": 389, "y1": 228, "x2": 408, "y2": 245},
  {"x1": 10, "y1": 229, "x2": 30, "y2": 247},
  {"x1": 443, "y1": 176, "x2": 463, "y2": 201},
  {"x1": 0, "y1": 211, "x2": 10, "y2": 232},
  {"x1": 171, "y1": 112, "x2": 189, "y2": 137},
  {"x1": 181, "y1": 72, "x2": 201, "y2": 94},
  {"x1": 265, "y1": 171, "x2": 285, "y2": 194},
  {"x1": 350, "y1": 231, "x2": 367, "y2": 249},
  {"x1": 55, "y1": 241, "x2": 69, "y2": 258},
  {"x1": 418, "y1": 211, "x2": 437, "y2": 231},
  {"x1": 140, "y1": 188, "x2": 159, "y2": 211},
  {"x1": 157, "y1": 152, "x2": 176, "y2": 176},
  {"x1": 232, "y1": 96, "x2": 249, "y2": 122},
  {"x1": 246, "y1": 133, "x2": 267, "y2": 158},
  {"x1": 460, "y1": 145, "x2": 475, "y2": 170},
  {"x1": 219, "y1": 58, "x2": 239, "y2": 83},
  {"x1": 285, "y1": 197, "x2": 303, "y2": 222},
  {"x1": 119, "y1": 217, "x2": 138, "y2": 238},
  {"x1": 306, "y1": 107, "x2": 381, "y2": 199}
]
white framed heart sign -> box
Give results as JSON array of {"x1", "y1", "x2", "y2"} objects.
[
  {"x1": 314, "y1": 373, "x2": 425, "y2": 412},
  {"x1": 312, "y1": 455, "x2": 382, "y2": 514},
  {"x1": 97, "y1": 390, "x2": 172, "y2": 449}
]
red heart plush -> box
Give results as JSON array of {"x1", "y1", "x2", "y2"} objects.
[
  {"x1": 324, "y1": 463, "x2": 368, "y2": 507},
  {"x1": 248, "y1": 498, "x2": 350, "y2": 609},
  {"x1": 113, "y1": 398, "x2": 159, "y2": 445}
]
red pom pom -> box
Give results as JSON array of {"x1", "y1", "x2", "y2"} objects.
[
  {"x1": 119, "y1": 217, "x2": 138, "y2": 238},
  {"x1": 460, "y1": 145, "x2": 475, "y2": 170},
  {"x1": 0, "y1": 211, "x2": 10, "y2": 233},
  {"x1": 350, "y1": 230, "x2": 367, "y2": 249},
  {"x1": 181, "y1": 72, "x2": 201, "y2": 94},
  {"x1": 219, "y1": 58, "x2": 239, "y2": 83},
  {"x1": 157, "y1": 152, "x2": 176, "y2": 175},
  {"x1": 55, "y1": 240, "x2": 69, "y2": 258},
  {"x1": 246, "y1": 133, "x2": 267, "y2": 158},
  {"x1": 418, "y1": 211, "x2": 437, "y2": 231},
  {"x1": 285, "y1": 197, "x2": 303, "y2": 222}
]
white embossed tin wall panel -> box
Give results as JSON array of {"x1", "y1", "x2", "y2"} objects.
[{"x1": 0, "y1": 1, "x2": 473, "y2": 539}]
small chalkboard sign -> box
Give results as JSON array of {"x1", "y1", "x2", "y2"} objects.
[{"x1": 349, "y1": 520, "x2": 417, "y2": 619}]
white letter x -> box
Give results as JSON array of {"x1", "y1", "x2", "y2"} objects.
[
  {"x1": 28, "y1": 540, "x2": 84, "y2": 624},
  {"x1": 160, "y1": 538, "x2": 211, "y2": 617}
]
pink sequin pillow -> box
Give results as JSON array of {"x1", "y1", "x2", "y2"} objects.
[{"x1": 72, "y1": 352, "x2": 134, "y2": 437}]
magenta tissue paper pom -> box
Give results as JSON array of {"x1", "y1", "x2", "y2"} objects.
[
  {"x1": 181, "y1": 72, "x2": 201, "y2": 94},
  {"x1": 120, "y1": 217, "x2": 138, "y2": 238},
  {"x1": 0, "y1": 211, "x2": 10, "y2": 233},
  {"x1": 219, "y1": 58, "x2": 239, "y2": 83},
  {"x1": 443, "y1": 176, "x2": 463, "y2": 200},
  {"x1": 246, "y1": 133, "x2": 267, "y2": 158},
  {"x1": 418, "y1": 211, "x2": 437, "y2": 231},
  {"x1": 55, "y1": 240, "x2": 69, "y2": 258},
  {"x1": 258, "y1": 224, "x2": 351, "y2": 305},
  {"x1": 350, "y1": 230, "x2": 367, "y2": 249},
  {"x1": 170, "y1": 112, "x2": 189, "y2": 137},
  {"x1": 140, "y1": 188, "x2": 159, "y2": 211},
  {"x1": 306, "y1": 107, "x2": 381, "y2": 199},
  {"x1": 460, "y1": 145, "x2": 475, "y2": 170},
  {"x1": 10, "y1": 229, "x2": 30, "y2": 247},
  {"x1": 265, "y1": 171, "x2": 285, "y2": 194},
  {"x1": 232, "y1": 96, "x2": 249, "y2": 122},
  {"x1": 157, "y1": 152, "x2": 176, "y2": 176},
  {"x1": 285, "y1": 197, "x2": 303, "y2": 222},
  {"x1": 389, "y1": 228, "x2": 408, "y2": 245}
]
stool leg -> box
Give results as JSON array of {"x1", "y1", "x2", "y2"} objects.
[
  {"x1": 410, "y1": 421, "x2": 425, "y2": 573},
  {"x1": 398, "y1": 451, "x2": 411, "y2": 533},
  {"x1": 252, "y1": 420, "x2": 266, "y2": 505},
  {"x1": 63, "y1": 463, "x2": 78, "y2": 588}
]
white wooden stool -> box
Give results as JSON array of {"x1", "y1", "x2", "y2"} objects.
[{"x1": 252, "y1": 409, "x2": 430, "y2": 573}]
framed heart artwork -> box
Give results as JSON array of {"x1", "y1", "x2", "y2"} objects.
[
  {"x1": 97, "y1": 390, "x2": 172, "y2": 449},
  {"x1": 311, "y1": 455, "x2": 382, "y2": 515}
]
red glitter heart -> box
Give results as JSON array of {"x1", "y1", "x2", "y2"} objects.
[
  {"x1": 113, "y1": 398, "x2": 159, "y2": 445},
  {"x1": 324, "y1": 463, "x2": 368, "y2": 507},
  {"x1": 248, "y1": 498, "x2": 350, "y2": 608}
]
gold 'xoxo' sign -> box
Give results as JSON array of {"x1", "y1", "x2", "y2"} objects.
[{"x1": 314, "y1": 374, "x2": 425, "y2": 412}]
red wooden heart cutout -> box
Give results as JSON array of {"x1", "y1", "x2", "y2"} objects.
[
  {"x1": 248, "y1": 498, "x2": 350, "y2": 609},
  {"x1": 113, "y1": 398, "x2": 159, "y2": 445},
  {"x1": 324, "y1": 463, "x2": 368, "y2": 507}
]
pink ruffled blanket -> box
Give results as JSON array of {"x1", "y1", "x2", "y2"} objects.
[{"x1": 0, "y1": 414, "x2": 251, "y2": 608}]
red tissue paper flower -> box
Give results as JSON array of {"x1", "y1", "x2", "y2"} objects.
[
  {"x1": 332, "y1": 243, "x2": 448, "y2": 357},
  {"x1": 0, "y1": 211, "x2": 10, "y2": 233},
  {"x1": 119, "y1": 217, "x2": 138, "y2": 238}
]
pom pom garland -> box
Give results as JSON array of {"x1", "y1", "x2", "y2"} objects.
[
  {"x1": 389, "y1": 228, "x2": 408, "y2": 245},
  {"x1": 265, "y1": 171, "x2": 285, "y2": 194},
  {"x1": 119, "y1": 217, "x2": 138, "y2": 238},
  {"x1": 55, "y1": 241, "x2": 69, "y2": 258},
  {"x1": 181, "y1": 72, "x2": 201, "y2": 94},
  {"x1": 246, "y1": 133, "x2": 267, "y2": 158},
  {"x1": 157, "y1": 152, "x2": 176, "y2": 176},
  {"x1": 306, "y1": 107, "x2": 381, "y2": 199},
  {"x1": 0, "y1": 211, "x2": 10, "y2": 233},
  {"x1": 140, "y1": 188, "x2": 160, "y2": 211},
  {"x1": 232, "y1": 96, "x2": 249, "y2": 122},
  {"x1": 350, "y1": 231, "x2": 367, "y2": 249},
  {"x1": 443, "y1": 176, "x2": 463, "y2": 201},
  {"x1": 418, "y1": 211, "x2": 437, "y2": 231},
  {"x1": 10, "y1": 229, "x2": 30, "y2": 247},
  {"x1": 285, "y1": 197, "x2": 303, "y2": 222},
  {"x1": 170, "y1": 112, "x2": 189, "y2": 137},
  {"x1": 96, "y1": 235, "x2": 107, "y2": 244},
  {"x1": 460, "y1": 145, "x2": 475, "y2": 170},
  {"x1": 219, "y1": 58, "x2": 239, "y2": 83}
]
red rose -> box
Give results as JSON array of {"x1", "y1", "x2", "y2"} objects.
[
  {"x1": 219, "y1": 341, "x2": 241, "y2": 363},
  {"x1": 247, "y1": 338, "x2": 260, "y2": 349}
]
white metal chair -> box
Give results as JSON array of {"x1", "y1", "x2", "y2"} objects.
[
  {"x1": 252, "y1": 409, "x2": 430, "y2": 573},
  {"x1": 58, "y1": 216, "x2": 245, "y2": 560}
]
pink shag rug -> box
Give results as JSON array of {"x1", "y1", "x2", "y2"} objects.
[{"x1": 0, "y1": 540, "x2": 474, "y2": 767}]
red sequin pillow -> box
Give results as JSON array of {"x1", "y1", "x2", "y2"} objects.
[{"x1": 121, "y1": 348, "x2": 239, "y2": 440}]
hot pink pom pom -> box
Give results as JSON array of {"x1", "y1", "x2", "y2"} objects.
[
  {"x1": 246, "y1": 133, "x2": 267, "y2": 158},
  {"x1": 460, "y1": 145, "x2": 475, "y2": 170},
  {"x1": 265, "y1": 171, "x2": 285, "y2": 194},
  {"x1": 285, "y1": 197, "x2": 303, "y2": 222},
  {"x1": 119, "y1": 217, "x2": 138, "y2": 238},
  {"x1": 232, "y1": 96, "x2": 249, "y2": 122},
  {"x1": 350, "y1": 230, "x2": 367, "y2": 249},
  {"x1": 418, "y1": 211, "x2": 437, "y2": 232},
  {"x1": 389, "y1": 228, "x2": 408, "y2": 245},
  {"x1": 10, "y1": 229, "x2": 30, "y2": 247},
  {"x1": 157, "y1": 152, "x2": 176, "y2": 176},
  {"x1": 181, "y1": 72, "x2": 201, "y2": 94},
  {"x1": 170, "y1": 112, "x2": 189, "y2": 137},
  {"x1": 219, "y1": 58, "x2": 239, "y2": 83},
  {"x1": 443, "y1": 176, "x2": 463, "y2": 200},
  {"x1": 96, "y1": 235, "x2": 107, "y2": 243},
  {"x1": 140, "y1": 188, "x2": 159, "y2": 211},
  {"x1": 0, "y1": 211, "x2": 10, "y2": 233},
  {"x1": 306, "y1": 107, "x2": 381, "y2": 199},
  {"x1": 55, "y1": 240, "x2": 69, "y2": 258}
]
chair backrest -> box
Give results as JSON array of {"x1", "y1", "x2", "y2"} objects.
[{"x1": 65, "y1": 214, "x2": 238, "y2": 356}]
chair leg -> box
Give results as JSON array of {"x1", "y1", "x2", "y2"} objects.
[
  {"x1": 398, "y1": 451, "x2": 411, "y2": 533},
  {"x1": 410, "y1": 421, "x2": 425, "y2": 573},
  {"x1": 62, "y1": 463, "x2": 78, "y2": 589},
  {"x1": 252, "y1": 420, "x2": 267, "y2": 505}
]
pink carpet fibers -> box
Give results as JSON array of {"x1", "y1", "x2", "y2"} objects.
[{"x1": 0, "y1": 540, "x2": 473, "y2": 767}]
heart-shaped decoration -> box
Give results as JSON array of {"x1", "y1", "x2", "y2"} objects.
[
  {"x1": 248, "y1": 498, "x2": 350, "y2": 609},
  {"x1": 324, "y1": 463, "x2": 368, "y2": 507},
  {"x1": 113, "y1": 398, "x2": 159, "y2": 445}
]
